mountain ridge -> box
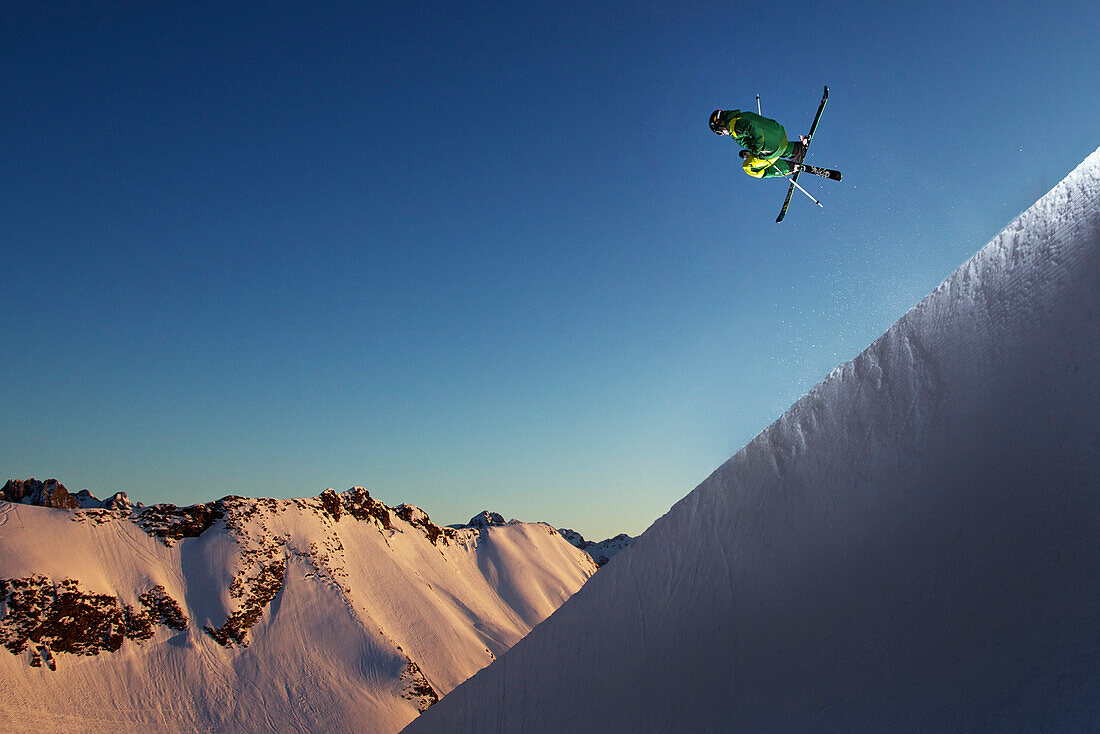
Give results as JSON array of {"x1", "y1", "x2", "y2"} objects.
[
  {"x1": 0, "y1": 479, "x2": 598, "y2": 733},
  {"x1": 557, "y1": 527, "x2": 634, "y2": 567}
]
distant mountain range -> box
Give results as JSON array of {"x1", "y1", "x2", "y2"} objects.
[
  {"x1": 0, "y1": 478, "x2": 604, "y2": 733},
  {"x1": 454, "y1": 507, "x2": 635, "y2": 567},
  {"x1": 556, "y1": 527, "x2": 633, "y2": 567}
]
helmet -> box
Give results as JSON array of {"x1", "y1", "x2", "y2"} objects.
[{"x1": 709, "y1": 109, "x2": 725, "y2": 134}]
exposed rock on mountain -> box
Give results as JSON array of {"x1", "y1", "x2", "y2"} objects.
[
  {"x1": 0, "y1": 577, "x2": 187, "y2": 668},
  {"x1": 557, "y1": 528, "x2": 634, "y2": 567},
  {"x1": 1, "y1": 478, "x2": 80, "y2": 509},
  {"x1": 463, "y1": 510, "x2": 507, "y2": 528},
  {"x1": 73, "y1": 488, "x2": 134, "y2": 512},
  {"x1": 0, "y1": 484, "x2": 597, "y2": 733},
  {"x1": 3, "y1": 479, "x2": 139, "y2": 513}
]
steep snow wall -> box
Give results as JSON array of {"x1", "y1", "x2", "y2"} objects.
[{"x1": 404, "y1": 147, "x2": 1100, "y2": 733}]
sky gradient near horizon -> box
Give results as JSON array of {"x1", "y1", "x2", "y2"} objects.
[{"x1": 3, "y1": 1, "x2": 1098, "y2": 539}]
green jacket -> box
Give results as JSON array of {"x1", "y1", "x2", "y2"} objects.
[{"x1": 716, "y1": 110, "x2": 790, "y2": 161}]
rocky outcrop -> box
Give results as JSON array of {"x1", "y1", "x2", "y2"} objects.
[
  {"x1": 3, "y1": 479, "x2": 137, "y2": 513},
  {"x1": 558, "y1": 528, "x2": 634, "y2": 567},
  {"x1": 316, "y1": 486, "x2": 394, "y2": 528},
  {"x1": 139, "y1": 585, "x2": 189, "y2": 630},
  {"x1": 465, "y1": 510, "x2": 506, "y2": 529},
  {"x1": 204, "y1": 559, "x2": 286, "y2": 647},
  {"x1": 395, "y1": 503, "x2": 457, "y2": 546},
  {"x1": 339, "y1": 486, "x2": 393, "y2": 527},
  {"x1": 400, "y1": 659, "x2": 440, "y2": 712},
  {"x1": 0, "y1": 576, "x2": 187, "y2": 669},
  {"x1": 74, "y1": 488, "x2": 134, "y2": 512},
  {"x1": 135, "y1": 502, "x2": 226, "y2": 546},
  {"x1": 1, "y1": 478, "x2": 80, "y2": 509}
]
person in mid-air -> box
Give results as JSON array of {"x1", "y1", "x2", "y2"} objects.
[{"x1": 710, "y1": 109, "x2": 808, "y2": 179}]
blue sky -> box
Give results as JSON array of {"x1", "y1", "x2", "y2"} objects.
[{"x1": 3, "y1": 1, "x2": 1098, "y2": 539}]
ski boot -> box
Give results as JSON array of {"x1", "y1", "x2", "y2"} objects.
[{"x1": 793, "y1": 136, "x2": 810, "y2": 164}]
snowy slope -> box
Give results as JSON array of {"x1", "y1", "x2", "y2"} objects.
[
  {"x1": 0, "y1": 487, "x2": 596, "y2": 733},
  {"x1": 403, "y1": 148, "x2": 1100, "y2": 733}
]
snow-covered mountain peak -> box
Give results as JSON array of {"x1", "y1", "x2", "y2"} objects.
[
  {"x1": 0, "y1": 482, "x2": 598, "y2": 732},
  {"x1": 3, "y1": 478, "x2": 136, "y2": 513},
  {"x1": 2, "y1": 478, "x2": 80, "y2": 509},
  {"x1": 558, "y1": 528, "x2": 634, "y2": 567},
  {"x1": 464, "y1": 510, "x2": 507, "y2": 528}
]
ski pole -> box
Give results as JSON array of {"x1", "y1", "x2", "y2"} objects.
[
  {"x1": 784, "y1": 175, "x2": 824, "y2": 208},
  {"x1": 756, "y1": 95, "x2": 761, "y2": 114}
]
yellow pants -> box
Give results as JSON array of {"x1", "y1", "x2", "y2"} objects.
[{"x1": 743, "y1": 155, "x2": 794, "y2": 179}]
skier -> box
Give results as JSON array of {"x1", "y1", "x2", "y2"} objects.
[{"x1": 709, "y1": 109, "x2": 808, "y2": 179}]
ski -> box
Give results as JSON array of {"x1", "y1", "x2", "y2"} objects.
[
  {"x1": 737, "y1": 149, "x2": 841, "y2": 181},
  {"x1": 777, "y1": 86, "x2": 828, "y2": 223},
  {"x1": 791, "y1": 163, "x2": 842, "y2": 181}
]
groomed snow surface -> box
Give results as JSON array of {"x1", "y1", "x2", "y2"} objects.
[{"x1": 403, "y1": 148, "x2": 1100, "y2": 733}]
